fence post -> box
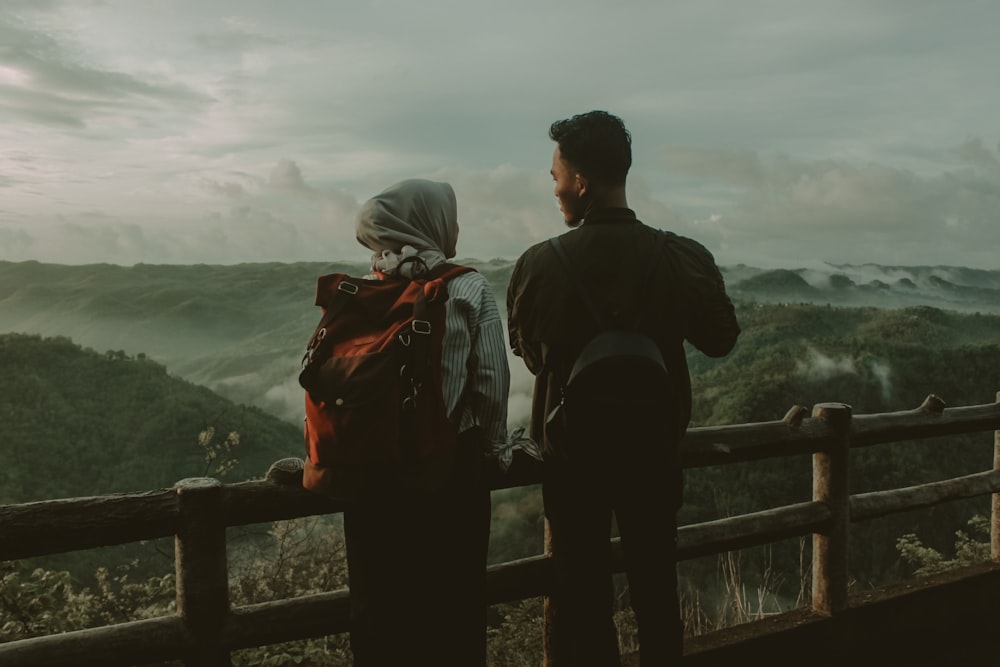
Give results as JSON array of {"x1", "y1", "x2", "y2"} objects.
[
  {"x1": 993, "y1": 392, "x2": 1000, "y2": 563},
  {"x1": 811, "y1": 402, "x2": 852, "y2": 615},
  {"x1": 542, "y1": 518, "x2": 557, "y2": 667},
  {"x1": 175, "y1": 477, "x2": 232, "y2": 667}
]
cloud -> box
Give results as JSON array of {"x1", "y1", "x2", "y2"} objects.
[
  {"x1": 659, "y1": 140, "x2": 1000, "y2": 269},
  {"x1": 201, "y1": 179, "x2": 250, "y2": 200},
  {"x1": 429, "y1": 165, "x2": 555, "y2": 257},
  {"x1": 956, "y1": 138, "x2": 1000, "y2": 171},
  {"x1": 871, "y1": 361, "x2": 892, "y2": 403},
  {"x1": 2, "y1": 2, "x2": 999, "y2": 270},
  {"x1": 0, "y1": 13, "x2": 212, "y2": 130},
  {"x1": 263, "y1": 374, "x2": 309, "y2": 424},
  {"x1": 795, "y1": 347, "x2": 895, "y2": 403},
  {"x1": 268, "y1": 159, "x2": 310, "y2": 193},
  {"x1": 0, "y1": 227, "x2": 34, "y2": 255},
  {"x1": 795, "y1": 348, "x2": 857, "y2": 381},
  {"x1": 0, "y1": 206, "x2": 326, "y2": 266},
  {"x1": 193, "y1": 21, "x2": 279, "y2": 54},
  {"x1": 504, "y1": 338, "x2": 536, "y2": 430}
]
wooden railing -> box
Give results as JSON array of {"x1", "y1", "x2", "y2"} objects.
[{"x1": 1, "y1": 393, "x2": 999, "y2": 666}]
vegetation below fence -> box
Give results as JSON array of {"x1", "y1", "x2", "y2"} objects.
[{"x1": 1, "y1": 393, "x2": 998, "y2": 666}]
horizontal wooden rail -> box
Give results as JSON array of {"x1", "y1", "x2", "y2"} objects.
[
  {"x1": 5, "y1": 396, "x2": 997, "y2": 562},
  {"x1": 681, "y1": 406, "x2": 832, "y2": 467},
  {"x1": 675, "y1": 501, "x2": 832, "y2": 561},
  {"x1": 0, "y1": 557, "x2": 550, "y2": 665},
  {"x1": 851, "y1": 469, "x2": 1000, "y2": 522},
  {"x1": 225, "y1": 590, "x2": 350, "y2": 651},
  {"x1": 0, "y1": 616, "x2": 191, "y2": 667},
  {"x1": 2, "y1": 393, "x2": 998, "y2": 666},
  {"x1": 851, "y1": 396, "x2": 1000, "y2": 447},
  {"x1": 0, "y1": 489, "x2": 179, "y2": 560}
]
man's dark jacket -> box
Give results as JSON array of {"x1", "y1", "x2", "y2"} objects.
[{"x1": 506, "y1": 207, "x2": 740, "y2": 459}]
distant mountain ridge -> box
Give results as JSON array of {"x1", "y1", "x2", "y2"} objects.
[
  {"x1": 721, "y1": 263, "x2": 1000, "y2": 313},
  {"x1": 0, "y1": 258, "x2": 997, "y2": 428},
  {"x1": 0, "y1": 259, "x2": 514, "y2": 425}
]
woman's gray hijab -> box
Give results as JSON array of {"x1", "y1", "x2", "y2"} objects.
[{"x1": 355, "y1": 179, "x2": 459, "y2": 278}]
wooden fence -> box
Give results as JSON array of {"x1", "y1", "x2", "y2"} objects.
[{"x1": 1, "y1": 393, "x2": 999, "y2": 666}]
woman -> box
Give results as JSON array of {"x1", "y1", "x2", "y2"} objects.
[{"x1": 344, "y1": 178, "x2": 511, "y2": 666}]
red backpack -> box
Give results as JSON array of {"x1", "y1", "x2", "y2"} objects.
[{"x1": 298, "y1": 262, "x2": 476, "y2": 499}]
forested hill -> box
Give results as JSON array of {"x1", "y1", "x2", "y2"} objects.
[
  {"x1": 0, "y1": 258, "x2": 997, "y2": 433},
  {"x1": 721, "y1": 263, "x2": 1000, "y2": 313},
  {"x1": 0, "y1": 333, "x2": 301, "y2": 504},
  {"x1": 0, "y1": 259, "x2": 515, "y2": 425},
  {"x1": 680, "y1": 302, "x2": 1000, "y2": 583},
  {"x1": 687, "y1": 303, "x2": 1000, "y2": 429}
]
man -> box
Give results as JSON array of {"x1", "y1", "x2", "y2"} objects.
[{"x1": 507, "y1": 110, "x2": 740, "y2": 664}]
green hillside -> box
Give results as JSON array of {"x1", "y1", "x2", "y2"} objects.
[
  {"x1": 682, "y1": 302, "x2": 1000, "y2": 588},
  {"x1": 0, "y1": 259, "x2": 516, "y2": 425},
  {"x1": 689, "y1": 302, "x2": 1000, "y2": 428},
  {"x1": 0, "y1": 333, "x2": 301, "y2": 504}
]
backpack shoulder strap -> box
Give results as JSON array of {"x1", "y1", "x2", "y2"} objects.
[
  {"x1": 428, "y1": 262, "x2": 477, "y2": 283},
  {"x1": 631, "y1": 229, "x2": 668, "y2": 329},
  {"x1": 302, "y1": 274, "x2": 360, "y2": 367},
  {"x1": 548, "y1": 236, "x2": 608, "y2": 329},
  {"x1": 548, "y1": 230, "x2": 668, "y2": 331},
  {"x1": 411, "y1": 263, "x2": 476, "y2": 325}
]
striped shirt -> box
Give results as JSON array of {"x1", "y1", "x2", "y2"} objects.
[{"x1": 440, "y1": 271, "x2": 510, "y2": 445}]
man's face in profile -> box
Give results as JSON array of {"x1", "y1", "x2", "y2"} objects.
[{"x1": 551, "y1": 147, "x2": 586, "y2": 226}]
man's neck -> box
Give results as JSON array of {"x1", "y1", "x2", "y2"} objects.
[{"x1": 588, "y1": 185, "x2": 628, "y2": 211}]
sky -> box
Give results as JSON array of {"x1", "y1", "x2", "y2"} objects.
[{"x1": 1, "y1": 0, "x2": 998, "y2": 270}]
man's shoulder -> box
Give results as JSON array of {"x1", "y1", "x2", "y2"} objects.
[
  {"x1": 620, "y1": 222, "x2": 725, "y2": 287},
  {"x1": 513, "y1": 235, "x2": 560, "y2": 271},
  {"x1": 520, "y1": 235, "x2": 560, "y2": 257},
  {"x1": 649, "y1": 227, "x2": 718, "y2": 265}
]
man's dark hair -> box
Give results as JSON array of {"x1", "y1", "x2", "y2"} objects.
[{"x1": 549, "y1": 110, "x2": 632, "y2": 187}]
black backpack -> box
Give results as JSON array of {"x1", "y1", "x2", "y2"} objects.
[{"x1": 543, "y1": 231, "x2": 678, "y2": 455}]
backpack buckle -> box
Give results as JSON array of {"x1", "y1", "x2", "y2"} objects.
[
  {"x1": 338, "y1": 281, "x2": 359, "y2": 295},
  {"x1": 412, "y1": 319, "x2": 431, "y2": 335}
]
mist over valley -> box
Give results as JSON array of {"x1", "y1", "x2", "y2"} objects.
[{"x1": 1, "y1": 258, "x2": 997, "y2": 432}]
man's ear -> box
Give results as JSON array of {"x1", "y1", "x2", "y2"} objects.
[{"x1": 575, "y1": 173, "x2": 589, "y2": 197}]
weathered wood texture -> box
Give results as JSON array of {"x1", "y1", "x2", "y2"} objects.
[
  {"x1": 0, "y1": 489, "x2": 178, "y2": 560},
  {"x1": 852, "y1": 469, "x2": 1000, "y2": 521},
  {"x1": 5, "y1": 396, "x2": 997, "y2": 563},
  {"x1": 542, "y1": 518, "x2": 557, "y2": 667},
  {"x1": 993, "y1": 391, "x2": 1000, "y2": 563},
  {"x1": 175, "y1": 478, "x2": 231, "y2": 667},
  {"x1": 671, "y1": 501, "x2": 832, "y2": 561},
  {"x1": 681, "y1": 404, "x2": 836, "y2": 467},
  {"x1": 1, "y1": 394, "x2": 999, "y2": 666},
  {"x1": 0, "y1": 616, "x2": 191, "y2": 667},
  {"x1": 221, "y1": 458, "x2": 343, "y2": 526},
  {"x1": 224, "y1": 590, "x2": 350, "y2": 650},
  {"x1": 850, "y1": 394, "x2": 1000, "y2": 447},
  {"x1": 671, "y1": 562, "x2": 1000, "y2": 667},
  {"x1": 0, "y1": 558, "x2": 549, "y2": 666},
  {"x1": 811, "y1": 403, "x2": 851, "y2": 615}
]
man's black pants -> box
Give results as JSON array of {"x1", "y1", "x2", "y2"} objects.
[{"x1": 543, "y1": 443, "x2": 683, "y2": 666}]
